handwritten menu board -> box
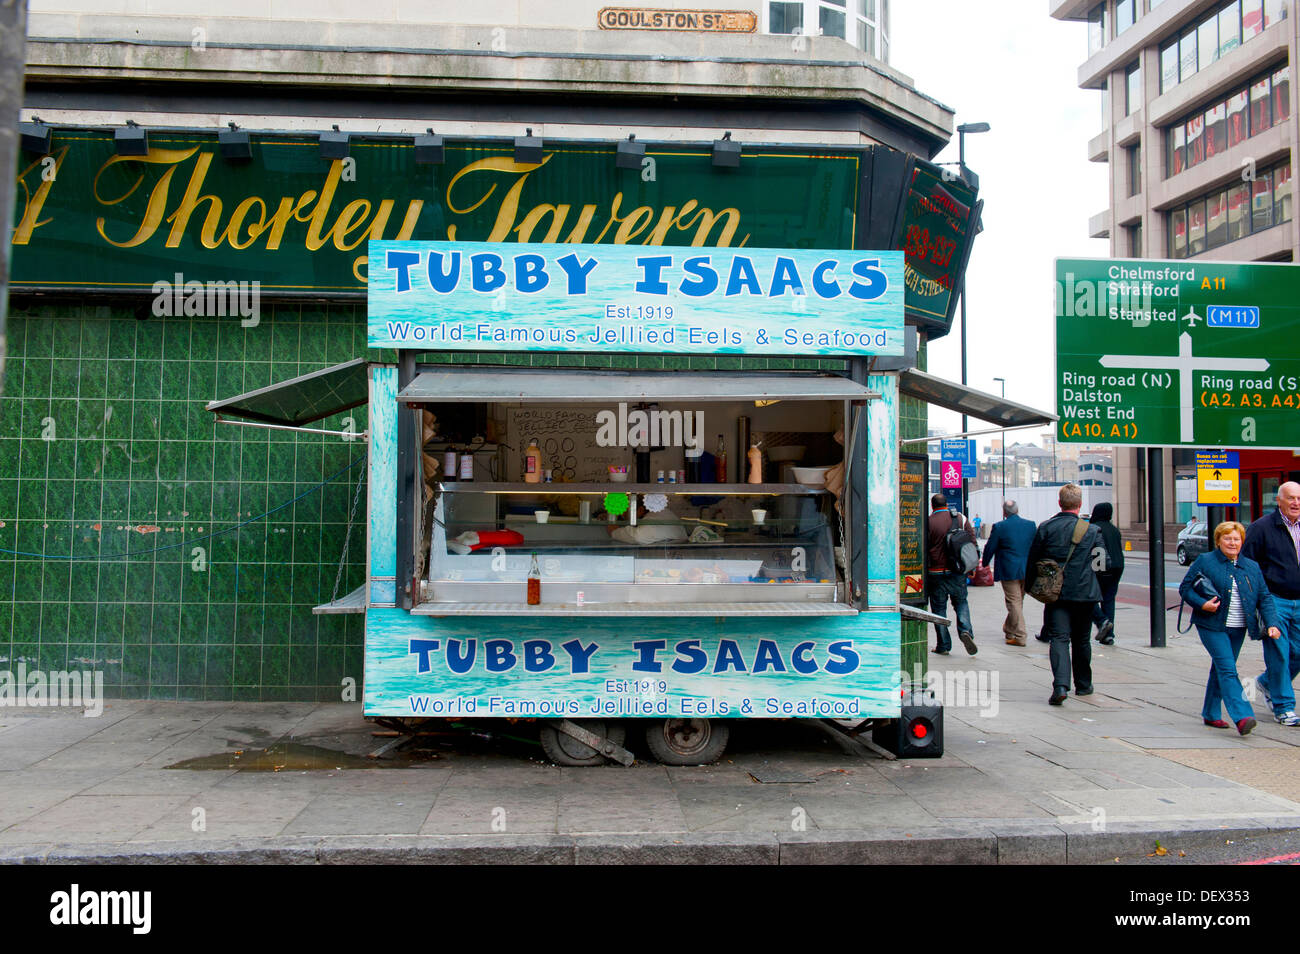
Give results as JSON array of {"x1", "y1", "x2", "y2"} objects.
[
  {"x1": 505, "y1": 406, "x2": 628, "y2": 482},
  {"x1": 899, "y1": 454, "x2": 927, "y2": 605}
]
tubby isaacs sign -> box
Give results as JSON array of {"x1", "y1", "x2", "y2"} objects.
[
  {"x1": 1056, "y1": 258, "x2": 1300, "y2": 449},
  {"x1": 367, "y1": 240, "x2": 903, "y2": 355}
]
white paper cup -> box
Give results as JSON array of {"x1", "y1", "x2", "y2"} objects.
[
  {"x1": 751, "y1": 509, "x2": 766, "y2": 524},
  {"x1": 535, "y1": 510, "x2": 550, "y2": 524}
]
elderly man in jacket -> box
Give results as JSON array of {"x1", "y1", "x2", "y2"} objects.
[
  {"x1": 1026, "y1": 484, "x2": 1103, "y2": 705},
  {"x1": 982, "y1": 500, "x2": 1037, "y2": 646},
  {"x1": 1243, "y1": 481, "x2": 1300, "y2": 725}
]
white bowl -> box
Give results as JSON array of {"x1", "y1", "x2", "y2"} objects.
[
  {"x1": 608, "y1": 472, "x2": 628, "y2": 483},
  {"x1": 535, "y1": 510, "x2": 550, "y2": 524},
  {"x1": 791, "y1": 465, "x2": 831, "y2": 487}
]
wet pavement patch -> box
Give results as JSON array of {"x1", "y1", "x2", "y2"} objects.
[{"x1": 165, "y1": 741, "x2": 429, "y2": 771}]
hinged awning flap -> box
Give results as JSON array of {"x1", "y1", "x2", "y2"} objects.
[
  {"x1": 899, "y1": 368, "x2": 1057, "y2": 428},
  {"x1": 206, "y1": 358, "x2": 369, "y2": 426},
  {"x1": 398, "y1": 369, "x2": 880, "y2": 403}
]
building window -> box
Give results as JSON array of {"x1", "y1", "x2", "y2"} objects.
[
  {"x1": 1164, "y1": 68, "x2": 1290, "y2": 178},
  {"x1": 1243, "y1": 0, "x2": 1265, "y2": 40},
  {"x1": 769, "y1": 1, "x2": 803, "y2": 34},
  {"x1": 1167, "y1": 160, "x2": 1292, "y2": 256},
  {"x1": 1275, "y1": 163, "x2": 1293, "y2": 223},
  {"x1": 1205, "y1": 101, "x2": 1226, "y2": 158},
  {"x1": 1125, "y1": 62, "x2": 1141, "y2": 115},
  {"x1": 766, "y1": 0, "x2": 888, "y2": 60},
  {"x1": 1088, "y1": 3, "x2": 1106, "y2": 56},
  {"x1": 1227, "y1": 88, "x2": 1249, "y2": 147},
  {"x1": 1127, "y1": 222, "x2": 1143, "y2": 256},
  {"x1": 1219, "y1": 1, "x2": 1242, "y2": 57},
  {"x1": 819, "y1": 0, "x2": 846, "y2": 39},
  {"x1": 1116, "y1": 0, "x2": 1135, "y2": 34},
  {"x1": 1228, "y1": 181, "x2": 1250, "y2": 241},
  {"x1": 1251, "y1": 76, "x2": 1272, "y2": 133},
  {"x1": 1198, "y1": 16, "x2": 1220, "y2": 71},
  {"x1": 1168, "y1": 121, "x2": 1186, "y2": 176},
  {"x1": 1160, "y1": 43, "x2": 1179, "y2": 93},
  {"x1": 1126, "y1": 143, "x2": 1142, "y2": 196},
  {"x1": 1158, "y1": 0, "x2": 1279, "y2": 93}
]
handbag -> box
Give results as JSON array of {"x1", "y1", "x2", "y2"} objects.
[
  {"x1": 1177, "y1": 571, "x2": 1222, "y2": 634},
  {"x1": 1028, "y1": 518, "x2": 1088, "y2": 604},
  {"x1": 970, "y1": 564, "x2": 994, "y2": 587}
]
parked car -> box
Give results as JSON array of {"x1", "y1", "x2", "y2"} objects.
[{"x1": 1176, "y1": 520, "x2": 1209, "y2": 565}]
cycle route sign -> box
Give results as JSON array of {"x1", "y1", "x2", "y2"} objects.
[{"x1": 1055, "y1": 258, "x2": 1300, "y2": 449}]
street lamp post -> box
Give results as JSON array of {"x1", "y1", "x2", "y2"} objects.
[
  {"x1": 993, "y1": 376, "x2": 1006, "y2": 495},
  {"x1": 956, "y1": 121, "x2": 989, "y2": 516}
]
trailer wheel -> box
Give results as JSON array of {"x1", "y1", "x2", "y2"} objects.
[
  {"x1": 539, "y1": 720, "x2": 627, "y2": 766},
  {"x1": 644, "y1": 718, "x2": 729, "y2": 765}
]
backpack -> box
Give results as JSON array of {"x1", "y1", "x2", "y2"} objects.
[
  {"x1": 1027, "y1": 517, "x2": 1087, "y2": 604},
  {"x1": 944, "y1": 509, "x2": 980, "y2": 575}
]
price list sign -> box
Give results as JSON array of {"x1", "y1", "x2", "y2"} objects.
[
  {"x1": 1055, "y1": 258, "x2": 1300, "y2": 448},
  {"x1": 898, "y1": 454, "x2": 928, "y2": 605}
]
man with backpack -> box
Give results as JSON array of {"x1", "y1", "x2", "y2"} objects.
[
  {"x1": 927, "y1": 494, "x2": 979, "y2": 655},
  {"x1": 1026, "y1": 484, "x2": 1103, "y2": 705}
]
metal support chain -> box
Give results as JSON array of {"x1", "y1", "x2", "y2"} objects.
[{"x1": 330, "y1": 453, "x2": 369, "y2": 605}]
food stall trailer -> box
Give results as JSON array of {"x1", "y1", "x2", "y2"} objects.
[{"x1": 210, "y1": 239, "x2": 935, "y2": 765}]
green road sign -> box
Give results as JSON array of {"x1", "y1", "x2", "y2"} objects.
[{"x1": 1055, "y1": 258, "x2": 1300, "y2": 449}]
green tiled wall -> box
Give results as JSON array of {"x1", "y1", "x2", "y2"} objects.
[
  {"x1": 0, "y1": 301, "x2": 369, "y2": 701},
  {"x1": 900, "y1": 336, "x2": 931, "y2": 680},
  {"x1": 0, "y1": 299, "x2": 869, "y2": 701}
]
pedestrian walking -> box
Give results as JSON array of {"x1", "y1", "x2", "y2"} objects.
[
  {"x1": 982, "y1": 499, "x2": 1036, "y2": 646},
  {"x1": 1179, "y1": 521, "x2": 1282, "y2": 736},
  {"x1": 1089, "y1": 501, "x2": 1124, "y2": 645},
  {"x1": 1027, "y1": 484, "x2": 1102, "y2": 705},
  {"x1": 927, "y1": 494, "x2": 977, "y2": 655},
  {"x1": 1242, "y1": 481, "x2": 1300, "y2": 725}
]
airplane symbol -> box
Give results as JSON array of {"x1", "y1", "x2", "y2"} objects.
[{"x1": 1181, "y1": 307, "x2": 1202, "y2": 327}]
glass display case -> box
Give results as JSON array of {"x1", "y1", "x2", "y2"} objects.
[{"x1": 418, "y1": 483, "x2": 843, "y2": 613}]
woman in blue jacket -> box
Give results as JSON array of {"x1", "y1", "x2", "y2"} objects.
[{"x1": 1179, "y1": 521, "x2": 1282, "y2": 735}]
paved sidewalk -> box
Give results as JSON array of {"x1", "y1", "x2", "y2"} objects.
[{"x1": 3, "y1": 584, "x2": 1299, "y2": 864}]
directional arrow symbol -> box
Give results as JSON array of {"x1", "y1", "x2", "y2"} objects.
[{"x1": 1213, "y1": 469, "x2": 1222, "y2": 479}]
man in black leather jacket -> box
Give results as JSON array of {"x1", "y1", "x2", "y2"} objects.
[{"x1": 1026, "y1": 484, "x2": 1103, "y2": 705}]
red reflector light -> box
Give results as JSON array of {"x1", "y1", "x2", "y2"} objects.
[{"x1": 911, "y1": 721, "x2": 929, "y2": 739}]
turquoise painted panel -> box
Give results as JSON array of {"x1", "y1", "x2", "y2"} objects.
[
  {"x1": 368, "y1": 366, "x2": 398, "y2": 605},
  {"x1": 368, "y1": 242, "x2": 904, "y2": 357},
  {"x1": 363, "y1": 607, "x2": 901, "y2": 719},
  {"x1": 867, "y1": 373, "x2": 899, "y2": 607}
]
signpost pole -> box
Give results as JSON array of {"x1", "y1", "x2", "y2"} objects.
[{"x1": 1148, "y1": 448, "x2": 1166, "y2": 648}]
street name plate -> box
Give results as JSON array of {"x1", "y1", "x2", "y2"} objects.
[{"x1": 1055, "y1": 258, "x2": 1300, "y2": 448}]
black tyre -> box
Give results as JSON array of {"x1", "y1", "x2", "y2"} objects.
[
  {"x1": 644, "y1": 718, "x2": 729, "y2": 765},
  {"x1": 1176, "y1": 544, "x2": 1188, "y2": 566},
  {"x1": 539, "y1": 720, "x2": 626, "y2": 766}
]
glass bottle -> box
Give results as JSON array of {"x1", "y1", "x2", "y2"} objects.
[
  {"x1": 715, "y1": 434, "x2": 727, "y2": 483},
  {"x1": 527, "y1": 552, "x2": 541, "y2": 606}
]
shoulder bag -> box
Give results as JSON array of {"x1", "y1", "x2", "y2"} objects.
[{"x1": 1027, "y1": 518, "x2": 1088, "y2": 605}]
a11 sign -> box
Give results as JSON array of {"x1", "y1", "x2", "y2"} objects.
[{"x1": 1055, "y1": 258, "x2": 1300, "y2": 448}]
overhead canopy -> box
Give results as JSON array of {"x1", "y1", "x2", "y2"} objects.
[
  {"x1": 206, "y1": 358, "x2": 368, "y2": 426},
  {"x1": 899, "y1": 368, "x2": 1056, "y2": 428},
  {"x1": 398, "y1": 369, "x2": 881, "y2": 403}
]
